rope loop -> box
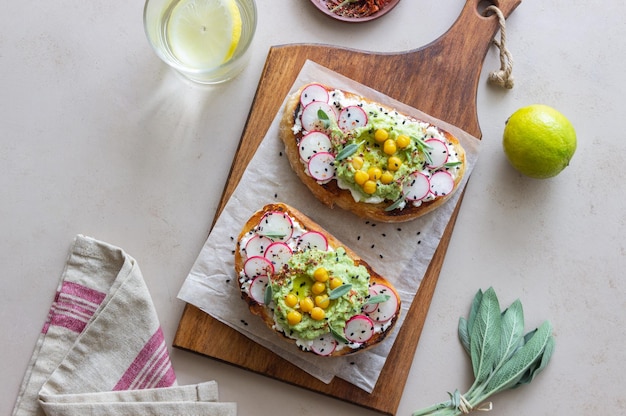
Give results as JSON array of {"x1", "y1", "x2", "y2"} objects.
[{"x1": 484, "y1": 4, "x2": 515, "y2": 89}]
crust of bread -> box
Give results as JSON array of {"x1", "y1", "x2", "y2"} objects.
[
  {"x1": 279, "y1": 83, "x2": 467, "y2": 223},
  {"x1": 235, "y1": 203, "x2": 401, "y2": 357}
]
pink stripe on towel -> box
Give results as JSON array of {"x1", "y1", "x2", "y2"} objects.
[
  {"x1": 43, "y1": 282, "x2": 107, "y2": 334},
  {"x1": 113, "y1": 328, "x2": 176, "y2": 390}
]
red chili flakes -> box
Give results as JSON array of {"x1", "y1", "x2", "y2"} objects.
[{"x1": 327, "y1": 0, "x2": 392, "y2": 18}]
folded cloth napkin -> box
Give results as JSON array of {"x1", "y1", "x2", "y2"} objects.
[{"x1": 12, "y1": 235, "x2": 236, "y2": 416}]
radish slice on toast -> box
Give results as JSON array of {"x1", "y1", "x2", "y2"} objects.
[
  {"x1": 361, "y1": 285, "x2": 380, "y2": 314},
  {"x1": 403, "y1": 172, "x2": 430, "y2": 201},
  {"x1": 300, "y1": 83, "x2": 329, "y2": 107},
  {"x1": 344, "y1": 315, "x2": 375, "y2": 343},
  {"x1": 307, "y1": 152, "x2": 336, "y2": 183},
  {"x1": 310, "y1": 333, "x2": 338, "y2": 356},
  {"x1": 264, "y1": 242, "x2": 293, "y2": 271},
  {"x1": 338, "y1": 105, "x2": 368, "y2": 133},
  {"x1": 243, "y1": 256, "x2": 274, "y2": 279},
  {"x1": 425, "y1": 138, "x2": 449, "y2": 168},
  {"x1": 249, "y1": 275, "x2": 270, "y2": 305},
  {"x1": 257, "y1": 211, "x2": 294, "y2": 242},
  {"x1": 430, "y1": 171, "x2": 455, "y2": 196},
  {"x1": 365, "y1": 284, "x2": 398, "y2": 323},
  {"x1": 244, "y1": 234, "x2": 273, "y2": 258},
  {"x1": 301, "y1": 101, "x2": 337, "y2": 132},
  {"x1": 296, "y1": 231, "x2": 329, "y2": 251},
  {"x1": 299, "y1": 131, "x2": 332, "y2": 162}
]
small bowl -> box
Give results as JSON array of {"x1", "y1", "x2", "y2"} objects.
[{"x1": 310, "y1": 0, "x2": 401, "y2": 23}]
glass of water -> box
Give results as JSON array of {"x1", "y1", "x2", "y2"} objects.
[{"x1": 144, "y1": 0, "x2": 257, "y2": 84}]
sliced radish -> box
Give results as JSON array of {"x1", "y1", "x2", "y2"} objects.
[
  {"x1": 249, "y1": 275, "x2": 270, "y2": 304},
  {"x1": 301, "y1": 101, "x2": 337, "y2": 132},
  {"x1": 365, "y1": 284, "x2": 398, "y2": 323},
  {"x1": 307, "y1": 152, "x2": 336, "y2": 183},
  {"x1": 344, "y1": 315, "x2": 375, "y2": 343},
  {"x1": 310, "y1": 333, "x2": 338, "y2": 356},
  {"x1": 264, "y1": 242, "x2": 293, "y2": 272},
  {"x1": 338, "y1": 106, "x2": 368, "y2": 133},
  {"x1": 257, "y1": 211, "x2": 294, "y2": 242},
  {"x1": 300, "y1": 83, "x2": 329, "y2": 107},
  {"x1": 243, "y1": 256, "x2": 275, "y2": 279},
  {"x1": 244, "y1": 234, "x2": 273, "y2": 258},
  {"x1": 402, "y1": 172, "x2": 430, "y2": 201},
  {"x1": 425, "y1": 139, "x2": 449, "y2": 168},
  {"x1": 361, "y1": 286, "x2": 380, "y2": 314},
  {"x1": 299, "y1": 131, "x2": 332, "y2": 162},
  {"x1": 429, "y1": 171, "x2": 455, "y2": 196},
  {"x1": 296, "y1": 231, "x2": 329, "y2": 251}
]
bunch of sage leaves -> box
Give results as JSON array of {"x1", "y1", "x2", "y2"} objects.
[{"x1": 413, "y1": 287, "x2": 555, "y2": 415}]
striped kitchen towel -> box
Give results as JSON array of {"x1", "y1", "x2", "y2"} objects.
[{"x1": 12, "y1": 235, "x2": 236, "y2": 416}]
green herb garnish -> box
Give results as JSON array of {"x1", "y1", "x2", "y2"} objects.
[
  {"x1": 263, "y1": 283, "x2": 273, "y2": 305},
  {"x1": 329, "y1": 323, "x2": 349, "y2": 344},
  {"x1": 328, "y1": 283, "x2": 352, "y2": 300},
  {"x1": 317, "y1": 108, "x2": 331, "y2": 129},
  {"x1": 444, "y1": 161, "x2": 463, "y2": 168},
  {"x1": 335, "y1": 140, "x2": 365, "y2": 161},
  {"x1": 384, "y1": 196, "x2": 406, "y2": 212},
  {"x1": 413, "y1": 287, "x2": 555, "y2": 415},
  {"x1": 260, "y1": 233, "x2": 286, "y2": 240},
  {"x1": 365, "y1": 294, "x2": 390, "y2": 305},
  {"x1": 413, "y1": 136, "x2": 434, "y2": 166}
]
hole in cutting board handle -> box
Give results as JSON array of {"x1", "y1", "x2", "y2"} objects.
[{"x1": 477, "y1": 0, "x2": 497, "y2": 16}]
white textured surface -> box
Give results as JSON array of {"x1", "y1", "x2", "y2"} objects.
[{"x1": 2, "y1": 1, "x2": 625, "y2": 415}]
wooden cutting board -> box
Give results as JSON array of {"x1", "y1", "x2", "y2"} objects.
[{"x1": 173, "y1": 1, "x2": 521, "y2": 414}]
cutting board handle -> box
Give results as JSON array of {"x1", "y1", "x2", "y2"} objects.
[{"x1": 392, "y1": 0, "x2": 522, "y2": 136}]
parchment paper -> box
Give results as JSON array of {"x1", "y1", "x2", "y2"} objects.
[{"x1": 177, "y1": 60, "x2": 481, "y2": 393}]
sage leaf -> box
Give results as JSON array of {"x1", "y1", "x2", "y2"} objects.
[
  {"x1": 412, "y1": 288, "x2": 555, "y2": 416},
  {"x1": 335, "y1": 140, "x2": 364, "y2": 161},
  {"x1": 470, "y1": 287, "x2": 502, "y2": 384},
  {"x1": 329, "y1": 324, "x2": 348, "y2": 344},
  {"x1": 384, "y1": 196, "x2": 405, "y2": 212},
  {"x1": 514, "y1": 335, "x2": 555, "y2": 388},
  {"x1": 317, "y1": 108, "x2": 330, "y2": 129},
  {"x1": 496, "y1": 299, "x2": 525, "y2": 365},
  {"x1": 365, "y1": 294, "x2": 390, "y2": 305},
  {"x1": 263, "y1": 283, "x2": 273, "y2": 306},
  {"x1": 458, "y1": 317, "x2": 471, "y2": 355},
  {"x1": 261, "y1": 233, "x2": 286, "y2": 240},
  {"x1": 485, "y1": 320, "x2": 554, "y2": 394},
  {"x1": 329, "y1": 283, "x2": 352, "y2": 300},
  {"x1": 467, "y1": 288, "x2": 483, "y2": 336}
]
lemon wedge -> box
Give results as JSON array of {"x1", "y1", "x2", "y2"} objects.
[{"x1": 166, "y1": 0, "x2": 242, "y2": 69}]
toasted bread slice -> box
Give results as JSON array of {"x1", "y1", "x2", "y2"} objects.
[
  {"x1": 279, "y1": 83, "x2": 467, "y2": 222},
  {"x1": 235, "y1": 203, "x2": 401, "y2": 357}
]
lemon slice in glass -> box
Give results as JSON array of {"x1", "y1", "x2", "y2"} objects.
[{"x1": 167, "y1": 0, "x2": 242, "y2": 69}]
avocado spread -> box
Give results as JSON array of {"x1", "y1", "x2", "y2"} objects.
[
  {"x1": 271, "y1": 247, "x2": 369, "y2": 341},
  {"x1": 332, "y1": 102, "x2": 444, "y2": 203}
]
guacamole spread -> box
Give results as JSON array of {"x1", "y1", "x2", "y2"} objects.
[{"x1": 271, "y1": 247, "x2": 369, "y2": 341}]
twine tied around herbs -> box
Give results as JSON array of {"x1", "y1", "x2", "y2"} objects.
[
  {"x1": 484, "y1": 5, "x2": 515, "y2": 89},
  {"x1": 458, "y1": 394, "x2": 493, "y2": 414}
]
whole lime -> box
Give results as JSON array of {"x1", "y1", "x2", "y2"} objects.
[{"x1": 502, "y1": 105, "x2": 577, "y2": 179}]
